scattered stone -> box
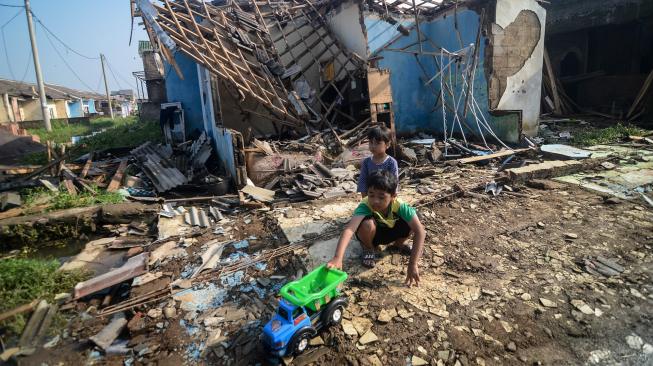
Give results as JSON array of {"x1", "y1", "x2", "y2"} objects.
[
  {"x1": 604, "y1": 197, "x2": 621, "y2": 204},
  {"x1": 472, "y1": 328, "x2": 483, "y2": 337},
  {"x1": 412, "y1": 355, "x2": 428, "y2": 366},
  {"x1": 352, "y1": 317, "x2": 373, "y2": 335},
  {"x1": 571, "y1": 300, "x2": 594, "y2": 315},
  {"x1": 204, "y1": 317, "x2": 221, "y2": 327},
  {"x1": 359, "y1": 330, "x2": 378, "y2": 345},
  {"x1": 309, "y1": 336, "x2": 325, "y2": 346},
  {"x1": 564, "y1": 233, "x2": 578, "y2": 240},
  {"x1": 521, "y1": 293, "x2": 532, "y2": 301},
  {"x1": 417, "y1": 346, "x2": 427, "y2": 355},
  {"x1": 438, "y1": 350, "x2": 450, "y2": 361},
  {"x1": 127, "y1": 246, "x2": 144, "y2": 257},
  {"x1": 506, "y1": 342, "x2": 517, "y2": 352},
  {"x1": 539, "y1": 298, "x2": 557, "y2": 308},
  {"x1": 147, "y1": 308, "x2": 162, "y2": 319},
  {"x1": 43, "y1": 335, "x2": 60, "y2": 349},
  {"x1": 642, "y1": 344, "x2": 653, "y2": 355},
  {"x1": 481, "y1": 289, "x2": 496, "y2": 297},
  {"x1": 377, "y1": 309, "x2": 392, "y2": 323},
  {"x1": 368, "y1": 354, "x2": 383, "y2": 366},
  {"x1": 475, "y1": 357, "x2": 486, "y2": 366},
  {"x1": 626, "y1": 334, "x2": 643, "y2": 350},
  {"x1": 163, "y1": 307, "x2": 177, "y2": 319},
  {"x1": 342, "y1": 319, "x2": 358, "y2": 336},
  {"x1": 397, "y1": 307, "x2": 413, "y2": 319},
  {"x1": 588, "y1": 349, "x2": 611, "y2": 364},
  {"x1": 537, "y1": 222, "x2": 545, "y2": 228},
  {"x1": 500, "y1": 321, "x2": 513, "y2": 333}
]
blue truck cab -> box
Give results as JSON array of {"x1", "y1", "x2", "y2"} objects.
[
  {"x1": 262, "y1": 265, "x2": 348, "y2": 357},
  {"x1": 262, "y1": 298, "x2": 313, "y2": 357}
]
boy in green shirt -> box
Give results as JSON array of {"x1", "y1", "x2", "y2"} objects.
[{"x1": 326, "y1": 170, "x2": 425, "y2": 287}]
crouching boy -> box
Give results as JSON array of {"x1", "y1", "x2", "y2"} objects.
[{"x1": 326, "y1": 170, "x2": 425, "y2": 287}]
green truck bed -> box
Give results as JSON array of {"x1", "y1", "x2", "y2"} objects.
[{"x1": 280, "y1": 264, "x2": 348, "y2": 312}]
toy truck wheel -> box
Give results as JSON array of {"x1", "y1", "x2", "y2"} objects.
[
  {"x1": 324, "y1": 305, "x2": 344, "y2": 326},
  {"x1": 290, "y1": 329, "x2": 313, "y2": 355}
]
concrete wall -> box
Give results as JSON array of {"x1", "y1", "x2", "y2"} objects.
[
  {"x1": 326, "y1": 1, "x2": 368, "y2": 59},
  {"x1": 54, "y1": 100, "x2": 68, "y2": 118},
  {"x1": 490, "y1": 0, "x2": 546, "y2": 138},
  {"x1": 164, "y1": 52, "x2": 204, "y2": 138},
  {"x1": 0, "y1": 95, "x2": 11, "y2": 123},
  {"x1": 67, "y1": 100, "x2": 84, "y2": 118},
  {"x1": 19, "y1": 99, "x2": 41, "y2": 121}
]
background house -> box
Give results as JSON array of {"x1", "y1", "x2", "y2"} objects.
[{"x1": 0, "y1": 78, "x2": 106, "y2": 123}]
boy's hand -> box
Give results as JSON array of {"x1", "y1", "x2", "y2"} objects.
[
  {"x1": 326, "y1": 256, "x2": 343, "y2": 270},
  {"x1": 404, "y1": 263, "x2": 420, "y2": 287}
]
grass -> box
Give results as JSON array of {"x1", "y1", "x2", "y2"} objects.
[
  {"x1": 571, "y1": 123, "x2": 649, "y2": 146},
  {"x1": 0, "y1": 258, "x2": 89, "y2": 335},
  {"x1": 21, "y1": 117, "x2": 162, "y2": 164},
  {"x1": 22, "y1": 185, "x2": 125, "y2": 212},
  {"x1": 27, "y1": 116, "x2": 137, "y2": 145}
]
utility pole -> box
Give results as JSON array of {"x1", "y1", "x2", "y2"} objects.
[
  {"x1": 24, "y1": 0, "x2": 51, "y2": 131},
  {"x1": 100, "y1": 53, "x2": 114, "y2": 118}
]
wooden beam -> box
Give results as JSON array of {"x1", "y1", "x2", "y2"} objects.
[
  {"x1": 107, "y1": 159, "x2": 128, "y2": 192},
  {"x1": 455, "y1": 148, "x2": 531, "y2": 164}
]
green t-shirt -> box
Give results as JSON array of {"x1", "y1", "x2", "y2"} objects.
[{"x1": 353, "y1": 198, "x2": 416, "y2": 228}]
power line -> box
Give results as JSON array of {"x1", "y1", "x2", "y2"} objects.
[
  {"x1": 38, "y1": 21, "x2": 98, "y2": 93},
  {"x1": 29, "y1": 10, "x2": 100, "y2": 60},
  {"x1": 104, "y1": 58, "x2": 124, "y2": 90},
  {"x1": 1, "y1": 8, "x2": 24, "y2": 81},
  {"x1": 0, "y1": 3, "x2": 24, "y2": 8},
  {"x1": 105, "y1": 57, "x2": 137, "y2": 90}
]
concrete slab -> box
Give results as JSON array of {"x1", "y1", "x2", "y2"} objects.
[{"x1": 307, "y1": 236, "x2": 362, "y2": 267}]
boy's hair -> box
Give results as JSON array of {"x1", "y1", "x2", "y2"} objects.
[
  {"x1": 367, "y1": 170, "x2": 398, "y2": 194},
  {"x1": 367, "y1": 125, "x2": 392, "y2": 143}
]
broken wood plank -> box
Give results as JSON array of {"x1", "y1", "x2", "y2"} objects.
[
  {"x1": 80, "y1": 151, "x2": 94, "y2": 178},
  {"x1": 63, "y1": 179, "x2": 77, "y2": 196},
  {"x1": 18, "y1": 300, "x2": 49, "y2": 348},
  {"x1": 107, "y1": 159, "x2": 128, "y2": 192},
  {"x1": 543, "y1": 48, "x2": 562, "y2": 115},
  {"x1": 62, "y1": 166, "x2": 96, "y2": 194},
  {"x1": 0, "y1": 299, "x2": 38, "y2": 323},
  {"x1": 456, "y1": 148, "x2": 530, "y2": 164},
  {"x1": 73, "y1": 253, "x2": 149, "y2": 299}
]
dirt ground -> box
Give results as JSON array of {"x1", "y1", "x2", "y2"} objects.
[{"x1": 15, "y1": 177, "x2": 653, "y2": 366}]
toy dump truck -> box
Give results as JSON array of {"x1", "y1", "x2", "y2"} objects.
[{"x1": 262, "y1": 264, "x2": 348, "y2": 357}]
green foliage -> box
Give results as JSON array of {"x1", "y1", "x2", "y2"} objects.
[
  {"x1": 26, "y1": 116, "x2": 138, "y2": 144},
  {"x1": 0, "y1": 258, "x2": 89, "y2": 334},
  {"x1": 21, "y1": 186, "x2": 125, "y2": 212},
  {"x1": 572, "y1": 123, "x2": 648, "y2": 146},
  {"x1": 21, "y1": 117, "x2": 161, "y2": 164}
]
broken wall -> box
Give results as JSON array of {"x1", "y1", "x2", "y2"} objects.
[
  {"x1": 488, "y1": 0, "x2": 546, "y2": 138},
  {"x1": 164, "y1": 52, "x2": 204, "y2": 138},
  {"x1": 325, "y1": 1, "x2": 368, "y2": 60},
  {"x1": 365, "y1": 0, "x2": 545, "y2": 143}
]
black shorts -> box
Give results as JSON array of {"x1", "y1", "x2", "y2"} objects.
[{"x1": 356, "y1": 216, "x2": 411, "y2": 246}]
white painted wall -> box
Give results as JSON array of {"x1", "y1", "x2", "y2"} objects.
[
  {"x1": 494, "y1": 0, "x2": 546, "y2": 137},
  {"x1": 325, "y1": 1, "x2": 368, "y2": 60}
]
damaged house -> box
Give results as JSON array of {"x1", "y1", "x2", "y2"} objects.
[{"x1": 133, "y1": 0, "x2": 546, "y2": 188}]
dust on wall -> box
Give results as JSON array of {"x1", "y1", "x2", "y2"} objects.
[{"x1": 487, "y1": 0, "x2": 546, "y2": 137}]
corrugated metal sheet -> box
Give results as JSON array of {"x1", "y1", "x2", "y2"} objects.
[
  {"x1": 183, "y1": 207, "x2": 211, "y2": 228},
  {"x1": 131, "y1": 142, "x2": 188, "y2": 192}
]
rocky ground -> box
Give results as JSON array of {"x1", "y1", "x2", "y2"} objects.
[{"x1": 11, "y1": 152, "x2": 653, "y2": 366}]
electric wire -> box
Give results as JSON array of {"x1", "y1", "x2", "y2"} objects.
[
  {"x1": 38, "y1": 21, "x2": 98, "y2": 93},
  {"x1": 29, "y1": 10, "x2": 100, "y2": 60},
  {"x1": 1, "y1": 8, "x2": 24, "y2": 80},
  {"x1": 0, "y1": 3, "x2": 23, "y2": 8}
]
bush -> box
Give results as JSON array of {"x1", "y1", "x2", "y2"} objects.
[{"x1": 0, "y1": 258, "x2": 88, "y2": 334}]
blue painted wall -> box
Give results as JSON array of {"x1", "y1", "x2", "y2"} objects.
[
  {"x1": 368, "y1": 10, "x2": 520, "y2": 142},
  {"x1": 82, "y1": 99, "x2": 97, "y2": 114},
  {"x1": 164, "y1": 52, "x2": 204, "y2": 138},
  {"x1": 67, "y1": 100, "x2": 83, "y2": 118}
]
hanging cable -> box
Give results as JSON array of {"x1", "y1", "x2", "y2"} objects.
[
  {"x1": 1, "y1": 8, "x2": 23, "y2": 80},
  {"x1": 104, "y1": 59, "x2": 124, "y2": 90},
  {"x1": 38, "y1": 21, "x2": 97, "y2": 92},
  {"x1": 104, "y1": 57, "x2": 137, "y2": 90},
  {"x1": 29, "y1": 10, "x2": 100, "y2": 60},
  {"x1": 0, "y1": 3, "x2": 23, "y2": 8}
]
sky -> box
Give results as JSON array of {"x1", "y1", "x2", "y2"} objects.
[{"x1": 0, "y1": 0, "x2": 149, "y2": 95}]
